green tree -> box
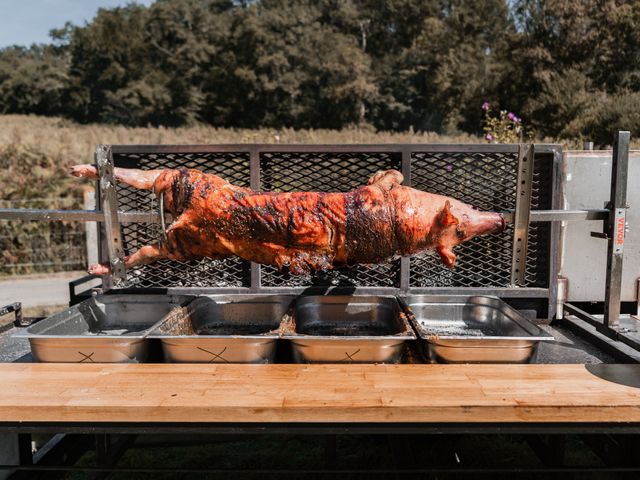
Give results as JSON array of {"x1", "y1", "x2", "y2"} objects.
[
  {"x1": 64, "y1": 4, "x2": 149, "y2": 124},
  {"x1": 509, "y1": 0, "x2": 640, "y2": 141},
  {"x1": 0, "y1": 0, "x2": 637, "y2": 141},
  {"x1": 220, "y1": 0, "x2": 377, "y2": 128},
  {"x1": 0, "y1": 45, "x2": 68, "y2": 116}
]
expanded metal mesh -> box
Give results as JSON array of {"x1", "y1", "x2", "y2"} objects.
[
  {"x1": 113, "y1": 152, "x2": 251, "y2": 288},
  {"x1": 260, "y1": 152, "x2": 401, "y2": 287},
  {"x1": 409, "y1": 152, "x2": 518, "y2": 287},
  {"x1": 526, "y1": 154, "x2": 553, "y2": 287}
]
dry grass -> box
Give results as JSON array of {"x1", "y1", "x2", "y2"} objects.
[
  {"x1": 1, "y1": 114, "x2": 634, "y2": 170},
  {"x1": 0, "y1": 114, "x2": 485, "y2": 165}
]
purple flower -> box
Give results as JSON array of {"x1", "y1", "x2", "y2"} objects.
[
  {"x1": 481, "y1": 101, "x2": 491, "y2": 111},
  {"x1": 446, "y1": 164, "x2": 453, "y2": 172},
  {"x1": 507, "y1": 112, "x2": 522, "y2": 123},
  {"x1": 485, "y1": 133, "x2": 494, "y2": 141}
]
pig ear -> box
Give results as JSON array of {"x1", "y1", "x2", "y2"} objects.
[{"x1": 438, "y1": 201, "x2": 459, "y2": 227}]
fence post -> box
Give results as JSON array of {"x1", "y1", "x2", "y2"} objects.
[{"x1": 83, "y1": 187, "x2": 99, "y2": 268}]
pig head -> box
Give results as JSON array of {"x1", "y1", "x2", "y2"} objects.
[{"x1": 392, "y1": 188, "x2": 507, "y2": 268}]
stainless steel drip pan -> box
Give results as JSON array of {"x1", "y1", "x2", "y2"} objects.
[
  {"x1": 14, "y1": 294, "x2": 190, "y2": 363},
  {"x1": 282, "y1": 296, "x2": 415, "y2": 364},
  {"x1": 148, "y1": 295, "x2": 295, "y2": 363},
  {"x1": 401, "y1": 295, "x2": 553, "y2": 363}
]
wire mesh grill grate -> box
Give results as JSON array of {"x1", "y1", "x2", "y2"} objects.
[
  {"x1": 409, "y1": 151, "x2": 518, "y2": 287},
  {"x1": 108, "y1": 146, "x2": 554, "y2": 291},
  {"x1": 260, "y1": 152, "x2": 401, "y2": 287},
  {"x1": 113, "y1": 152, "x2": 251, "y2": 288}
]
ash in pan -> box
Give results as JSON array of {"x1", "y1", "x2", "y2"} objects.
[
  {"x1": 70, "y1": 165, "x2": 507, "y2": 276},
  {"x1": 418, "y1": 319, "x2": 499, "y2": 337}
]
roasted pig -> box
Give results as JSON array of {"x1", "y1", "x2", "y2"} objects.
[{"x1": 70, "y1": 165, "x2": 506, "y2": 275}]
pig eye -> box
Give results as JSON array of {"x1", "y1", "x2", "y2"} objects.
[{"x1": 456, "y1": 227, "x2": 465, "y2": 240}]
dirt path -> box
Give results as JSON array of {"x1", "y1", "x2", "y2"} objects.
[{"x1": 0, "y1": 271, "x2": 92, "y2": 309}]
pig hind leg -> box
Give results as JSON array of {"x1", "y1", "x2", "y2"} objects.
[
  {"x1": 367, "y1": 170, "x2": 404, "y2": 191},
  {"x1": 88, "y1": 244, "x2": 169, "y2": 275}
]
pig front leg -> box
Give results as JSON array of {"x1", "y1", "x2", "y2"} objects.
[{"x1": 70, "y1": 164, "x2": 164, "y2": 190}]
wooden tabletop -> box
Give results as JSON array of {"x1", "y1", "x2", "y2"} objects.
[{"x1": 0, "y1": 363, "x2": 639, "y2": 424}]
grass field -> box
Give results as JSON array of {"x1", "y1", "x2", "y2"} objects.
[{"x1": 0, "y1": 114, "x2": 484, "y2": 170}]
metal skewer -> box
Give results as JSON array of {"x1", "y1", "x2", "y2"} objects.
[{"x1": 0, "y1": 208, "x2": 606, "y2": 224}]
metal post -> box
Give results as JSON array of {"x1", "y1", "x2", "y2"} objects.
[
  {"x1": 250, "y1": 147, "x2": 261, "y2": 292},
  {"x1": 636, "y1": 278, "x2": 640, "y2": 320},
  {"x1": 96, "y1": 145, "x2": 126, "y2": 286},
  {"x1": 556, "y1": 277, "x2": 568, "y2": 321},
  {"x1": 83, "y1": 188, "x2": 99, "y2": 268},
  {"x1": 510, "y1": 144, "x2": 535, "y2": 286},
  {"x1": 17, "y1": 434, "x2": 32, "y2": 466},
  {"x1": 95, "y1": 434, "x2": 112, "y2": 469},
  {"x1": 400, "y1": 149, "x2": 412, "y2": 292},
  {"x1": 548, "y1": 146, "x2": 563, "y2": 319},
  {"x1": 602, "y1": 131, "x2": 630, "y2": 331}
]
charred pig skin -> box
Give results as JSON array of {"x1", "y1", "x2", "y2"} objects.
[{"x1": 70, "y1": 165, "x2": 507, "y2": 275}]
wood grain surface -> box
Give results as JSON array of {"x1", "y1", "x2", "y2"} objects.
[{"x1": 0, "y1": 363, "x2": 639, "y2": 424}]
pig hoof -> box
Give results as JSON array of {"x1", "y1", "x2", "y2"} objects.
[{"x1": 88, "y1": 263, "x2": 111, "y2": 275}]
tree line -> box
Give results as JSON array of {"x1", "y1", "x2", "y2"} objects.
[{"x1": 0, "y1": 0, "x2": 638, "y2": 144}]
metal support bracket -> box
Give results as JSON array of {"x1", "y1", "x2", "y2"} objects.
[
  {"x1": 249, "y1": 147, "x2": 261, "y2": 291},
  {"x1": 158, "y1": 192, "x2": 168, "y2": 247},
  {"x1": 510, "y1": 144, "x2": 535, "y2": 286},
  {"x1": 96, "y1": 145, "x2": 126, "y2": 286}
]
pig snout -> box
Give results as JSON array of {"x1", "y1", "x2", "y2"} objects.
[{"x1": 463, "y1": 211, "x2": 506, "y2": 239}]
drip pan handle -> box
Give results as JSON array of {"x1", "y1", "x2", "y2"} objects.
[{"x1": 0, "y1": 302, "x2": 23, "y2": 329}]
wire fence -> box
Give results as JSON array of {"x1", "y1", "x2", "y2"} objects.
[{"x1": 0, "y1": 197, "x2": 88, "y2": 276}]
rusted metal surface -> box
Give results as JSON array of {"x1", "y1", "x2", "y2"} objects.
[{"x1": 96, "y1": 145, "x2": 126, "y2": 286}]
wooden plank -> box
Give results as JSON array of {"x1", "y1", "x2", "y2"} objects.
[{"x1": 0, "y1": 364, "x2": 639, "y2": 424}]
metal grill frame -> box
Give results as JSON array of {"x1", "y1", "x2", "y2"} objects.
[{"x1": 99, "y1": 143, "x2": 562, "y2": 317}]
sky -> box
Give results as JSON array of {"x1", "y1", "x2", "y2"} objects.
[{"x1": 0, "y1": 0, "x2": 154, "y2": 48}]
